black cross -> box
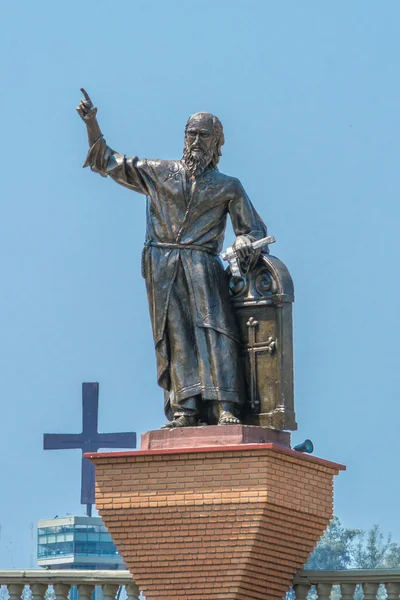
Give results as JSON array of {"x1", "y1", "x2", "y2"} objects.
[{"x1": 43, "y1": 382, "x2": 137, "y2": 516}]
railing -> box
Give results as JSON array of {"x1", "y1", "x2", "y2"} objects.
[
  {"x1": 1, "y1": 569, "x2": 400, "y2": 599},
  {"x1": 0, "y1": 571, "x2": 138, "y2": 600},
  {"x1": 292, "y1": 569, "x2": 400, "y2": 599}
]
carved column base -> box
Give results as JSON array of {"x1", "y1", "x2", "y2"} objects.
[{"x1": 87, "y1": 444, "x2": 344, "y2": 600}]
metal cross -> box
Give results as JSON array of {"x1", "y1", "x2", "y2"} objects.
[
  {"x1": 43, "y1": 382, "x2": 137, "y2": 516},
  {"x1": 246, "y1": 317, "x2": 276, "y2": 411}
]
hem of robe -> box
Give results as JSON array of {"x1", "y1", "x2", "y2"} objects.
[
  {"x1": 157, "y1": 342, "x2": 242, "y2": 408},
  {"x1": 157, "y1": 350, "x2": 241, "y2": 403},
  {"x1": 173, "y1": 383, "x2": 240, "y2": 404}
]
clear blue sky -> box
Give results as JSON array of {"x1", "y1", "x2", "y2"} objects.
[{"x1": 1, "y1": 0, "x2": 399, "y2": 568}]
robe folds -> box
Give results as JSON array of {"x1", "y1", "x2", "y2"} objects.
[{"x1": 84, "y1": 137, "x2": 267, "y2": 419}]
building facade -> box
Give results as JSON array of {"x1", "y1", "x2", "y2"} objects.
[{"x1": 37, "y1": 516, "x2": 124, "y2": 570}]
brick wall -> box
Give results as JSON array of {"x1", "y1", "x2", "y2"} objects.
[{"x1": 88, "y1": 444, "x2": 344, "y2": 600}]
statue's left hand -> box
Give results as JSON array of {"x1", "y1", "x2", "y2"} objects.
[{"x1": 233, "y1": 235, "x2": 254, "y2": 260}]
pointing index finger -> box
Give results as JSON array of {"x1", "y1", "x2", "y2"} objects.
[{"x1": 80, "y1": 88, "x2": 93, "y2": 104}]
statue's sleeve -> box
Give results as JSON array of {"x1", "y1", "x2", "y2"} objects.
[
  {"x1": 228, "y1": 179, "x2": 267, "y2": 241},
  {"x1": 83, "y1": 136, "x2": 149, "y2": 195}
]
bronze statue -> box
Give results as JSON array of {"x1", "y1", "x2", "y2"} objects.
[{"x1": 77, "y1": 89, "x2": 288, "y2": 430}]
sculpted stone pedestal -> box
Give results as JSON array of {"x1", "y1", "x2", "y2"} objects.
[{"x1": 87, "y1": 439, "x2": 344, "y2": 600}]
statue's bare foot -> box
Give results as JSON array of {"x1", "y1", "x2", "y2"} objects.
[
  {"x1": 218, "y1": 411, "x2": 241, "y2": 425},
  {"x1": 161, "y1": 415, "x2": 198, "y2": 429}
]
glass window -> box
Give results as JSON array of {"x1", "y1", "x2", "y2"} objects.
[
  {"x1": 85, "y1": 526, "x2": 97, "y2": 534},
  {"x1": 38, "y1": 541, "x2": 74, "y2": 558},
  {"x1": 38, "y1": 544, "x2": 48, "y2": 558},
  {"x1": 55, "y1": 541, "x2": 73, "y2": 556},
  {"x1": 74, "y1": 543, "x2": 85, "y2": 554},
  {"x1": 43, "y1": 527, "x2": 56, "y2": 534},
  {"x1": 98, "y1": 542, "x2": 118, "y2": 556},
  {"x1": 73, "y1": 540, "x2": 118, "y2": 556},
  {"x1": 74, "y1": 525, "x2": 89, "y2": 533}
]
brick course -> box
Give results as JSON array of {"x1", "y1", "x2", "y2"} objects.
[{"x1": 87, "y1": 443, "x2": 344, "y2": 600}]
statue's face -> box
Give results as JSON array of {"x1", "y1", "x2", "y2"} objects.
[{"x1": 185, "y1": 114, "x2": 215, "y2": 158}]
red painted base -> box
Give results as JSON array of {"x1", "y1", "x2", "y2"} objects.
[{"x1": 140, "y1": 424, "x2": 291, "y2": 450}]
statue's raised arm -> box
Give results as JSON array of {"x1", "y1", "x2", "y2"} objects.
[
  {"x1": 76, "y1": 88, "x2": 102, "y2": 147},
  {"x1": 77, "y1": 89, "x2": 149, "y2": 193}
]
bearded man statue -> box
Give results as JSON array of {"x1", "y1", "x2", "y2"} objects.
[{"x1": 77, "y1": 89, "x2": 268, "y2": 428}]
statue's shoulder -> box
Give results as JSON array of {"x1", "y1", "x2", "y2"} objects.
[{"x1": 214, "y1": 170, "x2": 243, "y2": 191}]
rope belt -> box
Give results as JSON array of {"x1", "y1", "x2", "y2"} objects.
[{"x1": 145, "y1": 241, "x2": 218, "y2": 257}]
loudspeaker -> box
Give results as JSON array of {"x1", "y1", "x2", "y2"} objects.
[{"x1": 293, "y1": 439, "x2": 314, "y2": 454}]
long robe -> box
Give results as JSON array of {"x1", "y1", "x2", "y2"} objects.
[{"x1": 84, "y1": 137, "x2": 267, "y2": 419}]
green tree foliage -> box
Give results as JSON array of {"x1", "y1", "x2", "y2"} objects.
[
  {"x1": 306, "y1": 517, "x2": 360, "y2": 570},
  {"x1": 306, "y1": 518, "x2": 400, "y2": 570},
  {"x1": 353, "y1": 524, "x2": 400, "y2": 569}
]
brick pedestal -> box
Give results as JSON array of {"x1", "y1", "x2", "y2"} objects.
[{"x1": 87, "y1": 444, "x2": 344, "y2": 600}]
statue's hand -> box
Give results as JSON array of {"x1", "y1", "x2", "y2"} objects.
[
  {"x1": 233, "y1": 235, "x2": 255, "y2": 260},
  {"x1": 76, "y1": 88, "x2": 98, "y2": 123}
]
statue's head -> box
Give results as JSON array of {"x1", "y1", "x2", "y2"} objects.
[{"x1": 182, "y1": 112, "x2": 225, "y2": 177}]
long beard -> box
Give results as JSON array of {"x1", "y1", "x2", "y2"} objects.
[{"x1": 182, "y1": 144, "x2": 213, "y2": 178}]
